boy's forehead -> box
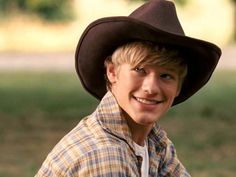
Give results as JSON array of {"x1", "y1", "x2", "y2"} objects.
[
  {"x1": 141, "y1": 63, "x2": 182, "y2": 73},
  {"x1": 140, "y1": 62, "x2": 179, "y2": 69}
]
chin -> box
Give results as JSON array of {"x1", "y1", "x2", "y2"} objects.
[{"x1": 135, "y1": 115, "x2": 157, "y2": 126}]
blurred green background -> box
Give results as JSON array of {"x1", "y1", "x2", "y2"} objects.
[{"x1": 0, "y1": 0, "x2": 236, "y2": 177}]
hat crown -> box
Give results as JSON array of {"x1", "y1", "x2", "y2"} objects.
[
  {"x1": 129, "y1": 0, "x2": 185, "y2": 36},
  {"x1": 75, "y1": 0, "x2": 221, "y2": 106}
]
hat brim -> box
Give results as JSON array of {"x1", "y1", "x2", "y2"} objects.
[{"x1": 75, "y1": 17, "x2": 221, "y2": 105}]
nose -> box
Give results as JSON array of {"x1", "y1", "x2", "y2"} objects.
[{"x1": 142, "y1": 74, "x2": 160, "y2": 95}]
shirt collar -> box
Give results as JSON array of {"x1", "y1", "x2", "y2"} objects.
[{"x1": 93, "y1": 91, "x2": 167, "y2": 148}]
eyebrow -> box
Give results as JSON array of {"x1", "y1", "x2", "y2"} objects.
[
  {"x1": 150, "y1": 64, "x2": 180, "y2": 73},
  {"x1": 164, "y1": 66, "x2": 180, "y2": 73}
]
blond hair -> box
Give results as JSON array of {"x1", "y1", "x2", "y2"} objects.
[{"x1": 104, "y1": 41, "x2": 187, "y2": 89}]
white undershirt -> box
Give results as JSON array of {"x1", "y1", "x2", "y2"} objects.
[{"x1": 133, "y1": 141, "x2": 149, "y2": 177}]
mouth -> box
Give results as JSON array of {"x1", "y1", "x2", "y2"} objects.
[{"x1": 133, "y1": 96, "x2": 162, "y2": 105}]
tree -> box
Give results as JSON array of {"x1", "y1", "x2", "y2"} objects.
[{"x1": 0, "y1": 0, "x2": 74, "y2": 22}]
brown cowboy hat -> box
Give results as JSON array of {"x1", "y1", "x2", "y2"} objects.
[{"x1": 75, "y1": 0, "x2": 221, "y2": 105}]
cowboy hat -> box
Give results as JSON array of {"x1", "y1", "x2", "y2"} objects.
[{"x1": 75, "y1": 0, "x2": 221, "y2": 105}]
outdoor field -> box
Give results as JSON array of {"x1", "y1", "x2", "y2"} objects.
[
  {"x1": 0, "y1": 0, "x2": 235, "y2": 176},
  {"x1": 0, "y1": 69, "x2": 235, "y2": 177}
]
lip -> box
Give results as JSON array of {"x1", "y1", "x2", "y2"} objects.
[{"x1": 133, "y1": 96, "x2": 163, "y2": 105}]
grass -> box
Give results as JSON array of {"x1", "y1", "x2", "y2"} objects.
[
  {"x1": 0, "y1": 71, "x2": 98, "y2": 118},
  {"x1": 0, "y1": 71, "x2": 98, "y2": 177},
  {"x1": 160, "y1": 70, "x2": 236, "y2": 176},
  {"x1": 0, "y1": 70, "x2": 235, "y2": 177}
]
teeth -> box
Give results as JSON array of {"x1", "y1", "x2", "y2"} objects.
[{"x1": 135, "y1": 97, "x2": 158, "y2": 105}]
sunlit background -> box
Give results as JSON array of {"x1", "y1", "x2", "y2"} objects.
[
  {"x1": 0, "y1": 0, "x2": 235, "y2": 52},
  {"x1": 0, "y1": 0, "x2": 235, "y2": 177}
]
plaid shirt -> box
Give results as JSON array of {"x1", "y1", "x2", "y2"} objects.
[{"x1": 35, "y1": 91, "x2": 190, "y2": 177}]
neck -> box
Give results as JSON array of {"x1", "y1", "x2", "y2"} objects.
[
  {"x1": 131, "y1": 129, "x2": 150, "y2": 146},
  {"x1": 124, "y1": 113, "x2": 153, "y2": 146}
]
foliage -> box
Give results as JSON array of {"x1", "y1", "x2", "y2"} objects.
[
  {"x1": 0, "y1": 71, "x2": 236, "y2": 176},
  {"x1": 0, "y1": 0, "x2": 74, "y2": 22}
]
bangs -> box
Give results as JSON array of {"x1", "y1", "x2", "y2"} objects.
[{"x1": 111, "y1": 41, "x2": 186, "y2": 69}]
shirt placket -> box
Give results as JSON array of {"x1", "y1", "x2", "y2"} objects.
[
  {"x1": 136, "y1": 155, "x2": 143, "y2": 177},
  {"x1": 148, "y1": 139, "x2": 163, "y2": 176}
]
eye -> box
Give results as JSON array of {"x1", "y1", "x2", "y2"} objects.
[
  {"x1": 134, "y1": 67, "x2": 146, "y2": 74},
  {"x1": 160, "y1": 73, "x2": 174, "y2": 80}
]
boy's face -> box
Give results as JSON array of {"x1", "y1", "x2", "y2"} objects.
[{"x1": 106, "y1": 62, "x2": 181, "y2": 128}]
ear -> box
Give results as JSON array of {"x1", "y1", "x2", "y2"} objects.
[
  {"x1": 106, "y1": 61, "x2": 118, "y2": 84},
  {"x1": 175, "y1": 81, "x2": 182, "y2": 97},
  {"x1": 175, "y1": 88, "x2": 181, "y2": 97}
]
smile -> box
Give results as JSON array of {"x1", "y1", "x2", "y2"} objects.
[{"x1": 134, "y1": 96, "x2": 162, "y2": 105}]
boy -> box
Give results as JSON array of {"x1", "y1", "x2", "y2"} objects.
[{"x1": 36, "y1": 0, "x2": 221, "y2": 176}]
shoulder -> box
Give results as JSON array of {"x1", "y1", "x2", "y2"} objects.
[
  {"x1": 36, "y1": 116, "x2": 136, "y2": 176},
  {"x1": 68, "y1": 144, "x2": 135, "y2": 176},
  {"x1": 154, "y1": 131, "x2": 191, "y2": 177}
]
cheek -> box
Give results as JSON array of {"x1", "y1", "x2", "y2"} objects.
[
  {"x1": 122, "y1": 74, "x2": 140, "y2": 88},
  {"x1": 129, "y1": 74, "x2": 144, "y2": 86},
  {"x1": 164, "y1": 84, "x2": 180, "y2": 98}
]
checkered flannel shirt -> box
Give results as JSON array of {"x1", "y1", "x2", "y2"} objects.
[{"x1": 35, "y1": 91, "x2": 191, "y2": 177}]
